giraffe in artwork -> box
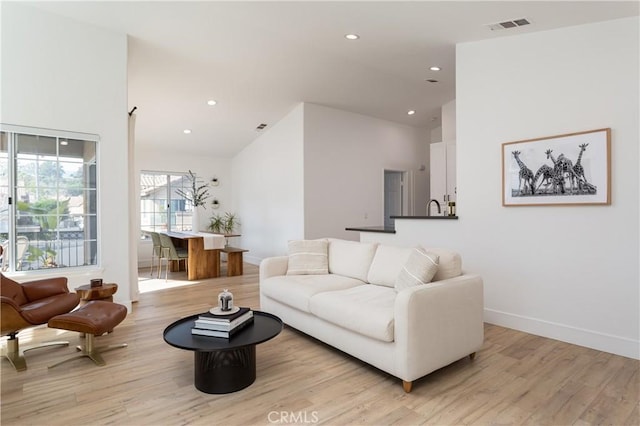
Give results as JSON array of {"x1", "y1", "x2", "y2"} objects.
[
  {"x1": 512, "y1": 151, "x2": 535, "y2": 196},
  {"x1": 558, "y1": 153, "x2": 580, "y2": 194},
  {"x1": 548, "y1": 149, "x2": 579, "y2": 192},
  {"x1": 533, "y1": 164, "x2": 554, "y2": 194},
  {"x1": 573, "y1": 143, "x2": 589, "y2": 192},
  {"x1": 545, "y1": 149, "x2": 556, "y2": 165},
  {"x1": 545, "y1": 149, "x2": 566, "y2": 194}
]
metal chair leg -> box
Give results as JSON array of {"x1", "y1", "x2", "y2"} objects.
[
  {"x1": 2, "y1": 336, "x2": 26, "y2": 371},
  {"x1": 48, "y1": 333, "x2": 127, "y2": 368},
  {"x1": 150, "y1": 251, "x2": 155, "y2": 277},
  {"x1": 2, "y1": 333, "x2": 69, "y2": 372}
]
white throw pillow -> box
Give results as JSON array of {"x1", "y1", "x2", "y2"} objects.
[
  {"x1": 327, "y1": 238, "x2": 378, "y2": 282},
  {"x1": 286, "y1": 240, "x2": 329, "y2": 275},
  {"x1": 367, "y1": 245, "x2": 414, "y2": 288},
  {"x1": 395, "y1": 247, "x2": 439, "y2": 291}
]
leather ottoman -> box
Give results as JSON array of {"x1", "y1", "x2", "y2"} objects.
[{"x1": 48, "y1": 300, "x2": 128, "y2": 367}]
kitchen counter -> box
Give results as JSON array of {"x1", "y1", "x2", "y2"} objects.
[
  {"x1": 390, "y1": 215, "x2": 458, "y2": 220},
  {"x1": 346, "y1": 217, "x2": 458, "y2": 234},
  {"x1": 345, "y1": 226, "x2": 396, "y2": 234}
]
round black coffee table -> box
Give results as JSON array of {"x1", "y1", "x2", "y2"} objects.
[{"x1": 163, "y1": 311, "x2": 283, "y2": 394}]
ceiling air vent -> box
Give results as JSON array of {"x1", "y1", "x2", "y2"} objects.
[
  {"x1": 255, "y1": 123, "x2": 268, "y2": 132},
  {"x1": 486, "y1": 18, "x2": 531, "y2": 31}
]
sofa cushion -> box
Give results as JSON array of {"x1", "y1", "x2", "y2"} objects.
[
  {"x1": 309, "y1": 285, "x2": 396, "y2": 342},
  {"x1": 261, "y1": 274, "x2": 364, "y2": 313},
  {"x1": 395, "y1": 248, "x2": 439, "y2": 291},
  {"x1": 426, "y1": 248, "x2": 462, "y2": 281},
  {"x1": 286, "y1": 239, "x2": 329, "y2": 275},
  {"x1": 367, "y1": 245, "x2": 413, "y2": 288},
  {"x1": 327, "y1": 239, "x2": 378, "y2": 282}
]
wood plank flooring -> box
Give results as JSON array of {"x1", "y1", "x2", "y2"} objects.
[{"x1": 1, "y1": 264, "x2": 638, "y2": 425}]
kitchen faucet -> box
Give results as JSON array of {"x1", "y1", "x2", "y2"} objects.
[{"x1": 427, "y1": 199, "x2": 441, "y2": 216}]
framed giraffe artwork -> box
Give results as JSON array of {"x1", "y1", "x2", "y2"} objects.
[{"x1": 502, "y1": 128, "x2": 611, "y2": 206}]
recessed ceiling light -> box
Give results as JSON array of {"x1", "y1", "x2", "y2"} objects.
[
  {"x1": 429, "y1": 66, "x2": 441, "y2": 71},
  {"x1": 345, "y1": 34, "x2": 359, "y2": 40},
  {"x1": 207, "y1": 100, "x2": 217, "y2": 106},
  {"x1": 60, "y1": 140, "x2": 68, "y2": 146},
  {"x1": 407, "y1": 110, "x2": 416, "y2": 115},
  {"x1": 183, "y1": 129, "x2": 192, "y2": 134}
]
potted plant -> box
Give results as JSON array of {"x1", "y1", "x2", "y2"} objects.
[
  {"x1": 211, "y1": 198, "x2": 220, "y2": 209},
  {"x1": 208, "y1": 213, "x2": 224, "y2": 234},
  {"x1": 176, "y1": 170, "x2": 210, "y2": 231},
  {"x1": 207, "y1": 212, "x2": 239, "y2": 235},
  {"x1": 176, "y1": 170, "x2": 210, "y2": 208},
  {"x1": 222, "y1": 212, "x2": 239, "y2": 234}
]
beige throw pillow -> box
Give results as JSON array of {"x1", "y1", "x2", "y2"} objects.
[
  {"x1": 395, "y1": 247, "x2": 439, "y2": 291},
  {"x1": 286, "y1": 240, "x2": 329, "y2": 275}
]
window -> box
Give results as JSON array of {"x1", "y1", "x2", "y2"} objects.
[
  {"x1": 140, "y1": 171, "x2": 193, "y2": 237},
  {"x1": 0, "y1": 125, "x2": 99, "y2": 272}
]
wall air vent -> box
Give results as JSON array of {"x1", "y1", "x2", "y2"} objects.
[
  {"x1": 486, "y1": 18, "x2": 531, "y2": 31},
  {"x1": 255, "y1": 123, "x2": 268, "y2": 132}
]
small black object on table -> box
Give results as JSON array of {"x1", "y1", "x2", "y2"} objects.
[{"x1": 163, "y1": 311, "x2": 282, "y2": 394}]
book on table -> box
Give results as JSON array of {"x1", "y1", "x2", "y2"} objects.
[
  {"x1": 191, "y1": 307, "x2": 254, "y2": 337},
  {"x1": 191, "y1": 316, "x2": 254, "y2": 338},
  {"x1": 198, "y1": 307, "x2": 251, "y2": 322},
  {"x1": 194, "y1": 310, "x2": 254, "y2": 331}
]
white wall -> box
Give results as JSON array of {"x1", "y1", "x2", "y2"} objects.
[
  {"x1": 135, "y1": 149, "x2": 232, "y2": 267},
  {"x1": 363, "y1": 17, "x2": 639, "y2": 359},
  {"x1": 441, "y1": 99, "x2": 456, "y2": 142},
  {"x1": 430, "y1": 126, "x2": 442, "y2": 144},
  {"x1": 231, "y1": 104, "x2": 305, "y2": 264},
  {"x1": 304, "y1": 103, "x2": 429, "y2": 240},
  {"x1": 230, "y1": 103, "x2": 429, "y2": 262},
  {"x1": 1, "y1": 3, "x2": 132, "y2": 306}
]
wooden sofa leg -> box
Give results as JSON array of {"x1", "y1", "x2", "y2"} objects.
[
  {"x1": 469, "y1": 352, "x2": 477, "y2": 361},
  {"x1": 402, "y1": 380, "x2": 413, "y2": 393}
]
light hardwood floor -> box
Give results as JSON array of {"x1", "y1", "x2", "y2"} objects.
[{"x1": 1, "y1": 264, "x2": 638, "y2": 425}]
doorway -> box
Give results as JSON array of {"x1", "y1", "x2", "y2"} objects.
[{"x1": 384, "y1": 170, "x2": 409, "y2": 228}]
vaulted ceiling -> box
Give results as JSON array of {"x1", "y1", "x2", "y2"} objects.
[{"x1": 31, "y1": 1, "x2": 639, "y2": 156}]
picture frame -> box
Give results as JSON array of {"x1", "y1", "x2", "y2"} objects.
[{"x1": 502, "y1": 128, "x2": 611, "y2": 206}]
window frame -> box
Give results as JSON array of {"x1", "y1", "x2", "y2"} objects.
[
  {"x1": 140, "y1": 170, "x2": 193, "y2": 238},
  {"x1": 0, "y1": 123, "x2": 100, "y2": 273}
]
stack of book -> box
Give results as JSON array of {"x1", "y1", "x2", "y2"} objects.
[{"x1": 191, "y1": 307, "x2": 253, "y2": 338}]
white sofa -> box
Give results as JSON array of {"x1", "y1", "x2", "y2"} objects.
[{"x1": 259, "y1": 238, "x2": 484, "y2": 392}]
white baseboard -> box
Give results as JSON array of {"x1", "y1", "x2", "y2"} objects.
[{"x1": 485, "y1": 308, "x2": 639, "y2": 360}]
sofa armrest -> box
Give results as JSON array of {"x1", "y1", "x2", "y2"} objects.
[
  {"x1": 259, "y1": 256, "x2": 289, "y2": 281},
  {"x1": 394, "y1": 274, "x2": 484, "y2": 381}
]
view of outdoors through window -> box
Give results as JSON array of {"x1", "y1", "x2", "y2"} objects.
[
  {"x1": 0, "y1": 128, "x2": 98, "y2": 272},
  {"x1": 140, "y1": 172, "x2": 192, "y2": 238}
]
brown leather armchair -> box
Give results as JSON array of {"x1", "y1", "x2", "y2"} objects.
[{"x1": 1, "y1": 273, "x2": 80, "y2": 371}]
